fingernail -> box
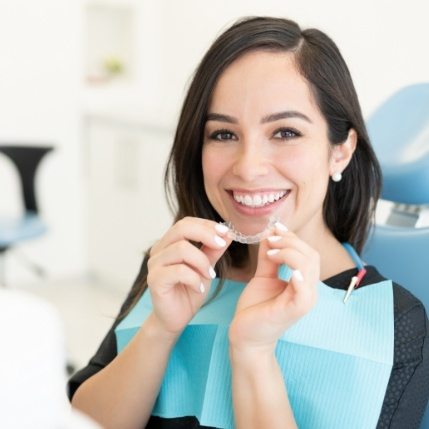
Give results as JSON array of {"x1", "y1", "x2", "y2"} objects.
[
  {"x1": 200, "y1": 283, "x2": 205, "y2": 294},
  {"x1": 293, "y1": 269, "x2": 304, "y2": 282},
  {"x1": 214, "y1": 235, "x2": 227, "y2": 247},
  {"x1": 209, "y1": 266, "x2": 216, "y2": 279},
  {"x1": 267, "y1": 235, "x2": 282, "y2": 242},
  {"x1": 267, "y1": 248, "x2": 280, "y2": 256},
  {"x1": 215, "y1": 223, "x2": 229, "y2": 234},
  {"x1": 275, "y1": 221, "x2": 288, "y2": 232}
]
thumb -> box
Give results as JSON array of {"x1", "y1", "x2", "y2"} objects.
[{"x1": 254, "y1": 238, "x2": 279, "y2": 279}]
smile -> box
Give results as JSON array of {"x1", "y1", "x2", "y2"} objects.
[{"x1": 231, "y1": 190, "x2": 290, "y2": 208}]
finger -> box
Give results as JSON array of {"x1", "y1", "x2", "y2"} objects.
[
  {"x1": 148, "y1": 240, "x2": 216, "y2": 281},
  {"x1": 266, "y1": 247, "x2": 307, "y2": 276},
  {"x1": 267, "y1": 247, "x2": 319, "y2": 289},
  {"x1": 266, "y1": 230, "x2": 317, "y2": 257},
  {"x1": 148, "y1": 264, "x2": 204, "y2": 295},
  {"x1": 269, "y1": 253, "x2": 318, "y2": 320},
  {"x1": 201, "y1": 232, "x2": 233, "y2": 272},
  {"x1": 273, "y1": 284, "x2": 318, "y2": 323},
  {"x1": 277, "y1": 272, "x2": 318, "y2": 319},
  {"x1": 254, "y1": 237, "x2": 280, "y2": 278},
  {"x1": 151, "y1": 217, "x2": 229, "y2": 255},
  {"x1": 257, "y1": 221, "x2": 308, "y2": 279},
  {"x1": 265, "y1": 229, "x2": 320, "y2": 281}
]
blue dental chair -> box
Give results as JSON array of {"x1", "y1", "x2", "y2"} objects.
[
  {"x1": 0, "y1": 145, "x2": 53, "y2": 286},
  {"x1": 362, "y1": 83, "x2": 429, "y2": 428}
]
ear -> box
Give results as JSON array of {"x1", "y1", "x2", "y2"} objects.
[{"x1": 329, "y1": 128, "x2": 357, "y2": 175}]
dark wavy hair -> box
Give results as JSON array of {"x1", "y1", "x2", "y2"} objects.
[{"x1": 120, "y1": 16, "x2": 382, "y2": 317}]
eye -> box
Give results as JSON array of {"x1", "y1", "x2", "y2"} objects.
[
  {"x1": 273, "y1": 127, "x2": 302, "y2": 140},
  {"x1": 208, "y1": 129, "x2": 237, "y2": 141}
]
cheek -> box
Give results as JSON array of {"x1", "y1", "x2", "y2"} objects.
[
  {"x1": 277, "y1": 150, "x2": 317, "y2": 179},
  {"x1": 279, "y1": 149, "x2": 330, "y2": 192}
]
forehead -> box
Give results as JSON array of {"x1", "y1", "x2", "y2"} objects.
[{"x1": 209, "y1": 50, "x2": 321, "y2": 118}]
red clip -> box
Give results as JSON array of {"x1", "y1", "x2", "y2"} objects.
[{"x1": 355, "y1": 268, "x2": 367, "y2": 288}]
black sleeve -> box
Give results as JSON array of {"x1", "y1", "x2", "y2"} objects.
[
  {"x1": 377, "y1": 284, "x2": 429, "y2": 429},
  {"x1": 67, "y1": 254, "x2": 149, "y2": 400}
]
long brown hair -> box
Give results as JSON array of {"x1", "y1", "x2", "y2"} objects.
[{"x1": 120, "y1": 16, "x2": 382, "y2": 318}]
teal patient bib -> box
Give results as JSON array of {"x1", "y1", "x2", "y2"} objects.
[{"x1": 115, "y1": 279, "x2": 394, "y2": 429}]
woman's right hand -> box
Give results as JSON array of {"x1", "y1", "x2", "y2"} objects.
[{"x1": 147, "y1": 216, "x2": 231, "y2": 336}]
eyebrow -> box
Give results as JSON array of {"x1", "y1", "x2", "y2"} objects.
[
  {"x1": 206, "y1": 110, "x2": 312, "y2": 124},
  {"x1": 261, "y1": 111, "x2": 312, "y2": 124}
]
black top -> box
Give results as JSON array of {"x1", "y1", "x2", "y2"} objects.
[{"x1": 68, "y1": 259, "x2": 429, "y2": 429}]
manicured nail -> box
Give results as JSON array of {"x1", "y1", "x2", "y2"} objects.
[
  {"x1": 293, "y1": 269, "x2": 304, "y2": 282},
  {"x1": 214, "y1": 235, "x2": 227, "y2": 247},
  {"x1": 267, "y1": 235, "x2": 282, "y2": 242},
  {"x1": 209, "y1": 266, "x2": 216, "y2": 279},
  {"x1": 275, "y1": 221, "x2": 288, "y2": 232},
  {"x1": 267, "y1": 248, "x2": 280, "y2": 256},
  {"x1": 200, "y1": 283, "x2": 205, "y2": 294},
  {"x1": 215, "y1": 223, "x2": 229, "y2": 234}
]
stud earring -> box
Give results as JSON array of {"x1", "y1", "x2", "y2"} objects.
[{"x1": 332, "y1": 172, "x2": 342, "y2": 182}]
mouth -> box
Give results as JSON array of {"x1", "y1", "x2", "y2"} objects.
[{"x1": 229, "y1": 189, "x2": 291, "y2": 209}]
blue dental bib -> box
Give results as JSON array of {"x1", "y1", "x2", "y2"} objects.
[{"x1": 115, "y1": 278, "x2": 394, "y2": 428}]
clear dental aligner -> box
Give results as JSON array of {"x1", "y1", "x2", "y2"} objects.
[{"x1": 220, "y1": 217, "x2": 279, "y2": 244}]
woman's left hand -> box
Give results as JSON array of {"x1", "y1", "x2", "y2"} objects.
[{"x1": 229, "y1": 223, "x2": 320, "y2": 352}]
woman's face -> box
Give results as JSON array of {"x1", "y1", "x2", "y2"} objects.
[{"x1": 202, "y1": 50, "x2": 354, "y2": 240}]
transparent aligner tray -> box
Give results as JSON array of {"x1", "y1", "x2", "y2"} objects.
[{"x1": 220, "y1": 217, "x2": 278, "y2": 244}]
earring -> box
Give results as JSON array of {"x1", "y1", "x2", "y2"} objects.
[{"x1": 332, "y1": 172, "x2": 342, "y2": 182}]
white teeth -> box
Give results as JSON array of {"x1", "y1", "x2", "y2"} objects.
[
  {"x1": 253, "y1": 195, "x2": 262, "y2": 206},
  {"x1": 233, "y1": 191, "x2": 288, "y2": 207}
]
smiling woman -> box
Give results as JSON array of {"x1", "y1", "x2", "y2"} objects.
[
  {"x1": 202, "y1": 50, "x2": 356, "y2": 240},
  {"x1": 68, "y1": 17, "x2": 429, "y2": 429}
]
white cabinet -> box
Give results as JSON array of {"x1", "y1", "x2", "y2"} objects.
[{"x1": 85, "y1": 114, "x2": 173, "y2": 291}]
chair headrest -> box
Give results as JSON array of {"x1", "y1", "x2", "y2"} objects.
[{"x1": 366, "y1": 83, "x2": 429, "y2": 205}]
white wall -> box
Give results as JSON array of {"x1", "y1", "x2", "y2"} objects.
[
  {"x1": 1, "y1": 0, "x2": 428, "y2": 286},
  {"x1": 149, "y1": 0, "x2": 429, "y2": 122},
  {"x1": 0, "y1": 0, "x2": 85, "y2": 283}
]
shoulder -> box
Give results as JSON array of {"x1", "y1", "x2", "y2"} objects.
[
  {"x1": 366, "y1": 267, "x2": 428, "y2": 367},
  {"x1": 390, "y1": 281, "x2": 428, "y2": 367},
  {"x1": 368, "y1": 266, "x2": 428, "y2": 330},
  {"x1": 391, "y1": 281, "x2": 427, "y2": 325},
  {"x1": 325, "y1": 265, "x2": 428, "y2": 334},
  {"x1": 372, "y1": 271, "x2": 429, "y2": 428},
  {"x1": 368, "y1": 266, "x2": 428, "y2": 331}
]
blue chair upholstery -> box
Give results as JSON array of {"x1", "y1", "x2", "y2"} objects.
[
  {"x1": 0, "y1": 214, "x2": 48, "y2": 248},
  {"x1": 365, "y1": 83, "x2": 429, "y2": 204},
  {"x1": 0, "y1": 145, "x2": 53, "y2": 286},
  {"x1": 363, "y1": 83, "x2": 429, "y2": 427},
  {"x1": 364, "y1": 226, "x2": 429, "y2": 309}
]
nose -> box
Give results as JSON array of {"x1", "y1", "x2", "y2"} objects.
[{"x1": 232, "y1": 141, "x2": 269, "y2": 182}]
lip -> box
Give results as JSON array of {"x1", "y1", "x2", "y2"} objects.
[{"x1": 227, "y1": 189, "x2": 291, "y2": 216}]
